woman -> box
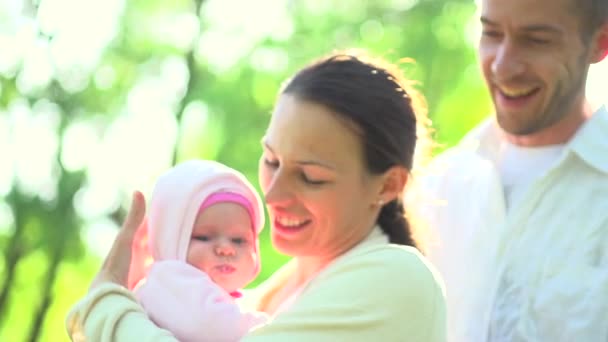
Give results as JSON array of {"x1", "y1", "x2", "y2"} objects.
[{"x1": 66, "y1": 52, "x2": 447, "y2": 341}]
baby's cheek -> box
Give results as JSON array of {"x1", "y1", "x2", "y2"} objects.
[
  {"x1": 185, "y1": 242, "x2": 196, "y2": 264},
  {"x1": 243, "y1": 249, "x2": 257, "y2": 270},
  {"x1": 186, "y1": 243, "x2": 210, "y2": 271},
  {"x1": 245, "y1": 249, "x2": 256, "y2": 264}
]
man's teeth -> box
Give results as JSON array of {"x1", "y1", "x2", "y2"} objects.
[
  {"x1": 277, "y1": 217, "x2": 306, "y2": 227},
  {"x1": 499, "y1": 86, "x2": 536, "y2": 97}
]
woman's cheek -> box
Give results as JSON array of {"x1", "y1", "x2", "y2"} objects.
[{"x1": 258, "y1": 164, "x2": 271, "y2": 192}]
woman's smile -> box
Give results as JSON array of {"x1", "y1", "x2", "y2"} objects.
[{"x1": 273, "y1": 216, "x2": 312, "y2": 236}]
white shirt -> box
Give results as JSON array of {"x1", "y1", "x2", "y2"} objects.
[
  {"x1": 497, "y1": 142, "x2": 565, "y2": 210},
  {"x1": 410, "y1": 106, "x2": 608, "y2": 342}
]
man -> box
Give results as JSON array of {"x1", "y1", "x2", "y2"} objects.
[{"x1": 412, "y1": 0, "x2": 608, "y2": 341}]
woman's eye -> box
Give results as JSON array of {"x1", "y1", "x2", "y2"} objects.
[
  {"x1": 482, "y1": 30, "x2": 502, "y2": 38},
  {"x1": 193, "y1": 235, "x2": 211, "y2": 242},
  {"x1": 301, "y1": 173, "x2": 327, "y2": 185},
  {"x1": 263, "y1": 158, "x2": 279, "y2": 168}
]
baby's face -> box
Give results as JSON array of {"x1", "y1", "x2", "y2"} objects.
[{"x1": 187, "y1": 202, "x2": 257, "y2": 293}]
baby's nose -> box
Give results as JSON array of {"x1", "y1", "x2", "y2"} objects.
[{"x1": 214, "y1": 242, "x2": 235, "y2": 256}]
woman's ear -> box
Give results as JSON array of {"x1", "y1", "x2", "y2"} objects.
[
  {"x1": 591, "y1": 23, "x2": 608, "y2": 63},
  {"x1": 377, "y1": 166, "x2": 408, "y2": 204}
]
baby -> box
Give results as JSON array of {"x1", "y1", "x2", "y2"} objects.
[{"x1": 127, "y1": 160, "x2": 268, "y2": 342}]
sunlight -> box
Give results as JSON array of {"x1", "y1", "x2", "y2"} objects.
[
  {"x1": 89, "y1": 74, "x2": 181, "y2": 195},
  {"x1": 0, "y1": 20, "x2": 37, "y2": 77},
  {"x1": 143, "y1": 12, "x2": 200, "y2": 52},
  {"x1": 249, "y1": 47, "x2": 289, "y2": 74},
  {"x1": 180, "y1": 100, "x2": 210, "y2": 149},
  {"x1": 0, "y1": 201, "x2": 14, "y2": 235},
  {"x1": 82, "y1": 217, "x2": 120, "y2": 258},
  {"x1": 197, "y1": 0, "x2": 293, "y2": 73},
  {"x1": 0, "y1": 114, "x2": 13, "y2": 197},
  {"x1": 39, "y1": 0, "x2": 125, "y2": 92},
  {"x1": 160, "y1": 56, "x2": 190, "y2": 107},
  {"x1": 16, "y1": 38, "x2": 54, "y2": 94},
  {"x1": 10, "y1": 100, "x2": 61, "y2": 201},
  {"x1": 390, "y1": 0, "x2": 419, "y2": 12},
  {"x1": 73, "y1": 182, "x2": 121, "y2": 220},
  {"x1": 587, "y1": 59, "x2": 608, "y2": 107},
  {"x1": 61, "y1": 120, "x2": 102, "y2": 173}
]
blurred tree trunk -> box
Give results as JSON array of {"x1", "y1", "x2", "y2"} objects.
[
  {"x1": 172, "y1": 0, "x2": 206, "y2": 165},
  {"x1": 22, "y1": 81, "x2": 86, "y2": 340},
  {"x1": 0, "y1": 0, "x2": 47, "y2": 323},
  {"x1": 26, "y1": 238, "x2": 65, "y2": 342},
  {"x1": 0, "y1": 190, "x2": 26, "y2": 323},
  {"x1": 26, "y1": 172, "x2": 80, "y2": 342}
]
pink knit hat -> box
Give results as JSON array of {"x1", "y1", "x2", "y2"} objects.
[
  {"x1": 128, "y1": 160, "x2": 265, "y2": 290},
  {"x1": 198, "y1": 192, "x2": 256, "y2": 226}
]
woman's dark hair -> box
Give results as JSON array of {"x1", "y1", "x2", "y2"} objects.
[{"x1": 281, "y1": 52, "x2": 431, "y2": 250}]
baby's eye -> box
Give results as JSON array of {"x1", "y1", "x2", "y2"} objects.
[
  {"x1": 193, "y1": 235, "x2": 211, "y2": 242},
  {"x1": 231, "y1": 237, "x2": 246, "y2": 245}
]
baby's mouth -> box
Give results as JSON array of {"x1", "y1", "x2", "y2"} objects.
[{"x1": 215, "y1": 264, "x2": 236, "y2": 274}]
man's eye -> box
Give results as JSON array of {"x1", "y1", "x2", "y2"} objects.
[{"x1": 528, "y1": 37, "x2": 550, "y2": 45}]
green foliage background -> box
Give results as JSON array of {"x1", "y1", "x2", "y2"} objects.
[{"x1": 0, "y1": 0, "x2": 496, "y2": 340}]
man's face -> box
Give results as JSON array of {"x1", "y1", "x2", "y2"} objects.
[{"x1": 478, "y1": 0, "x2": 593, "y2": 135}]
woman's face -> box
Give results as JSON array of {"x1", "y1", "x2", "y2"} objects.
[{"x1": 259, "y1": 94, "x2": 384, "y2": 261}]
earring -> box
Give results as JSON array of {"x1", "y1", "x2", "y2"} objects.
[{"x1": 377, "y1": 199, "x2": 384, "y2": 206}]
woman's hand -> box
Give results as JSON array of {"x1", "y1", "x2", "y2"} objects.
[{"x1": 90, "y1": 191, "x2": 146, "y2": 291}]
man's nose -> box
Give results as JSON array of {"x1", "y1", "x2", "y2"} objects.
[{"x1": 491, "y1": 40, "x2": 526, "y2": 81}]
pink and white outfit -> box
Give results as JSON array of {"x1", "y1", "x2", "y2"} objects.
[{"x1": 127, "y1": 160, "x2": 268, "y2": 342}]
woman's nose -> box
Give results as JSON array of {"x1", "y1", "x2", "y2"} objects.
[{"x1": 263, "y1": 170, "x2": 294, "y2": 207}]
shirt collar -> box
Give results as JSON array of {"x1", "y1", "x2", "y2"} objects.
[
  {"x1": 567, "y1": 105, "x2": 608, "y2": 174},
  {"x1": 462, "y1": 105, "x2": 608, "y2": 174}
]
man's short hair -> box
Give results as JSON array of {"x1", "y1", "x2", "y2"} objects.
[{"x1": 579, "y1": 0, "x2": 608, "y2": 37}]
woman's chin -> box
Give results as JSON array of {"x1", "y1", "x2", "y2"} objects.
[{"x1": 271, "y1": 233, "x2": 304, "y2": 256}]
